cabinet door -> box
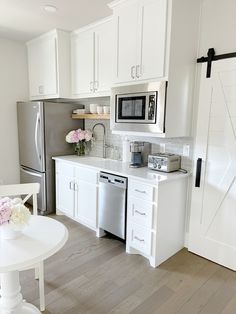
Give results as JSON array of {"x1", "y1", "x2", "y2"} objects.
[
  {"x1": 28, "y1": 35, "x2": 58, "y2": 97},
  {"x1": 71, "y1": 31, "x2": 94, "y2": 95},
  {"x1": 75, "y1": 180, "x2": 97, "y2": 229},
  {"x1": 95, "y1": 20, "x2": 114, "y2": 93},
  {"x1": 114, "y1": 2, "x2": 139, "y2": 83},
  {"x1": 56, "y1": 173, "x2": 74, "y2": 217},
  {"x1": 137, "y1": 0, "x2": 167, "y2": 80}
]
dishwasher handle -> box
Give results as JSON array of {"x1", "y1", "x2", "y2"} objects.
[{"x1": 99, "y1": 172, "x2": 127, "y2": 189}]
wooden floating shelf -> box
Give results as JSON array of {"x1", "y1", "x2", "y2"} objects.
[{"x1": 72, "y1": 113, "x2": 110, "y2": 120}]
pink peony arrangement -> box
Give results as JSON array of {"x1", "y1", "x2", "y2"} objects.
[
  {"x1": 66, "y1": 129, "x2": 93, "y2": 156},
  {"x1": 66, "y1": 129, "x2": 93, "y2": 143},
  {"x1": 0, "y1": 197, "x2": 31, "y2": 226}
]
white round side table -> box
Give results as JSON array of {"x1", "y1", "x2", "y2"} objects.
[{"x1": 0, "y1": 216, "x2": 68, "y2": 314}]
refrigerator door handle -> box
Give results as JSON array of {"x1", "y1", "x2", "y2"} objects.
[
  {"x1": 21, "y1": 166, "x2": 42, "y2": 177},
  {"x1": 35, "y1": 112, "x2": 41, "y2": 163}
]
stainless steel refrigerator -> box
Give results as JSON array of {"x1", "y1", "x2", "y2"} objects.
[{"x1": 17, "y1": 101, "x2": 83, "y2": 214}]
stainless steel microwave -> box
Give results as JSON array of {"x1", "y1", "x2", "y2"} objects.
[{"x1": 110, "y1": 81, "x2": 167, "y2": 133}]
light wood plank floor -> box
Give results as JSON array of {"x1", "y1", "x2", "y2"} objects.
[{"x1": 20, "y1": 215, "x2": 236, "y2": 314}]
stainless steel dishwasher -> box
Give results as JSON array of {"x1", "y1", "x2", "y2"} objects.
[{"x1": 98, "y1": 172, "x2": 127, "y2": 240}]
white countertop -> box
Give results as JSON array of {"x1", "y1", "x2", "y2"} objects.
[{"x1": 52, "y1": 155, "x2": 189, "y2": 185}]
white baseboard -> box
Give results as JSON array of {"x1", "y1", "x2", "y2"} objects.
[{"x1": 184, "y1": 232, "x2": 189, "y2": 248}]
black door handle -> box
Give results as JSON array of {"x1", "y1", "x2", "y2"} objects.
[{"x1": 195, "y1": 158, "x2": 202, "y2": 187}]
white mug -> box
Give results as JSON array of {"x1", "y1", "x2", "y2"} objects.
[
  {"x1": 97, "y1": 106, "x2": 103, "y2": 114},
  {"x1": 103, "y1": 106, "x2": 110, "y2": 114},
  {"x1": 90, "y1": 104, "x2": 98, "y2": 114}
]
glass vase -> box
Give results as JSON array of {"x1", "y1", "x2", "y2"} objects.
[{"x1": 75, "y1": 141, "x2": 86, "y2": 156}]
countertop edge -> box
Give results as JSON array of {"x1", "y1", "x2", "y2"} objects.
[{"x1": 52, "y1": 156, "x2": 190, "y2": 186}]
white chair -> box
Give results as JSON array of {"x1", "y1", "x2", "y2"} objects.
[{"x1": 0, "y1": 183, "x2": 45, "y2": 311}]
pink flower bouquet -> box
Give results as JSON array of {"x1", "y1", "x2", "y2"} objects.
[{"x1": 66, "y1": 129, "x2": 93, "y2": 155}]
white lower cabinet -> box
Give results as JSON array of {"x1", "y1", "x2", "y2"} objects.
[
  {"x1": 56, "y1": 162, "x2": 75, "y2": 218},
  {"x1": 55, "y1": 161, "x2": 98, "y2": 231},
  {"x1": 74, "y1": 167, "x2": 97, "y2": 229},
  {"x1": 126, "y1": 178, "x2": 188, "y2": 267},
  {"x1": 128, "y1": 222, "x2": 152, "y2": 256},
  {"x1": 55, "y1": 159, "x2": 188, "y2": 268}
]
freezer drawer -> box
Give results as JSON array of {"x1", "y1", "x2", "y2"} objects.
[{"x1": 20, "y1": 166, "x2": 46, "y2": 213}]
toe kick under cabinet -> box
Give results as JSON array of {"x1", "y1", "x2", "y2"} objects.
[{"x1": 126, "y1": 178, "x2": 188, "y2": 267}]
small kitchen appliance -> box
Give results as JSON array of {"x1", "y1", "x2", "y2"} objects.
[
  {"x1": 148, "y1": 153, "x2": 181, "y2": 172},
  {"x1": 111, "y1": 81, "x2": 167, "y2": 133},
  {"x1": 130, "y1": 141, "x2": 151, "y2": 168}
]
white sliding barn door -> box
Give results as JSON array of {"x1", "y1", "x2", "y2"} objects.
[{"x1": 189, "y1": 58, "x2": 236, "y2": 271}]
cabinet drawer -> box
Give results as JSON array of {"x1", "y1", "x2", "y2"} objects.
[
  {"x1": 75, "y1": 166, "x2": 98, "y2": 184},
  {"x1": 128, "y1": 223, "x2": 152, "y2": 255},
  {"x1": 56, "y1": 161, "x2": 74, "y2": 177},
  {"x1": 128, "y1": 197, "x2": 153, "y2": 229},
  {"x1": 129, "y1": 180, "x2": 154, "y2": 201}
]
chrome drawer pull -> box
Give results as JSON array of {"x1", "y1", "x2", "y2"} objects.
[
  {"x1": 134, "y1": 236, "x2": 145, "y2": 242},
  {"x1": 135, "y1": 210, "x2": 146, "y2": 216},
  {"x1": 134, "y1": 189, "x2": 146, "y2": 194}
]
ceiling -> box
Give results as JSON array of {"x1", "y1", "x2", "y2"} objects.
[{"x1": 0, "y1": 0, "x2": 112, "y2": 42}]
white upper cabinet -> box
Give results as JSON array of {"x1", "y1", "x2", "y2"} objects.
[
  {"x1": 94, "y1": 21, "x2": 114, "y2": 94},
  {"x1": 71, "y1": 30, "x2": 94, "y2": 95},
  {"x1": 110, "y1": 0, "x2": 201, "y2": 137},
  {"x1": 110, "y1": 0, "x2": 167, "y2": 84},
  {"x1": 27, "y1": 29, "x2": 71, "y2": 100},
  {"x1": 113, "y1": 2, "x2": 139, "y2": 83},
  {"x1": 71, "y1": 17, "x2": 113, "y2": 98},
  {"x1": 137, "y1": 0, "x2": 167, "y2": 80}
]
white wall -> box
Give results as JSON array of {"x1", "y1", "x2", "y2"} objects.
[
  {"x1": 0, "y1": 37, "x2": 28, "y2": 184},
  {"x1": 199, "y1": 0, "x2": 236, "y2": 56}
]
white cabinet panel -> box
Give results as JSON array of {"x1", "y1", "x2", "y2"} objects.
[
  {"x1": 28, "y1": 35, "x2": 57, "y2": 97},
  {"x1": 129, "y1": 180, "x2": 154, "y2": 202},
  {"x1": 71, "y1": 17, "x2": 113, "y2": 97},
  {"x1": 95, "y1": 20, "x2": 114, "y2": 93},
  {"x1": 55, "y1": 161, "x2": 98, "y2": 231},
  {"x1": 114, "y1": 3, "x2": 139, "y2": 83},
  {"x1": 128, "y1": 222, "x2": 152, "y2": 255},
  {"x1": 56, "y1": 173, "x2": 74, "y2": 217},
  {"x1": 127, "y1": 177, "x2": 187, "y2": 268},
  {"x1": 128, "y1": 197, "x2": 153, "y2": 229},
  {"x1": 75, "y1": 180, "x2": 97, "y2": 229},
  {"x1": 71, "y1": 31, "x2": 94, "y2": 95},
  {"x1": 27, "y1": 29, "x2": 71, "y2": 100},
  {"x1": 111, "y1": 0, "x2": 167, "y2": 84},
  {"x1": 76, "y1": 166, "x2": 98, "y2": 184},
  {"x1": 138, "y1": 0, "x2": 167, "y2": 80}
]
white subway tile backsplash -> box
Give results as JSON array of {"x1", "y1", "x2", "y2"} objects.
[{"x1": 74, "y1": 97, "x2": 194, "y2": 170}]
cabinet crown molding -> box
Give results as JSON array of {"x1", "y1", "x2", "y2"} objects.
[
  {"x1": 71, "y1": 16, "x2": 113, "y2": 35},
  {"x1": 108, "y1": 0, "x2": 138, "y2": 9},
  {"x1": 26, "y1": 28, "x2": 69, "y2": 45}
]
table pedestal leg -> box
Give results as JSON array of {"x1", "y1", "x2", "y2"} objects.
[{"x1": 0, "y1": 271, "x2": 41, "y2": 314}]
